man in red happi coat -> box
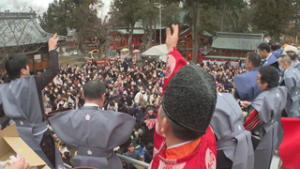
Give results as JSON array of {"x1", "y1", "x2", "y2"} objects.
[{"x1": 150, "y1": 24, "x2": 217, "y2": 169}]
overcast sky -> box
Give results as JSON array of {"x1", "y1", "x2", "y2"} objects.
[{"x1": 0, "y1": 0, "x2": 110, "y2": 17}]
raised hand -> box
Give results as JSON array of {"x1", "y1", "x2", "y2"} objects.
[
  {"x1": 48, "y1": 33, "x2": 60, "y2": 51},
  {"x1": 166, "y1": 24, "x2": 179, "y2": 51}
]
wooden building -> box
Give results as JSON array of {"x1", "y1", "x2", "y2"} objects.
[
  {"x1": 107, "y1": 21, "x2": 165, "y2": 51},
  {"x1": 0, "y1": 12, "x2": 64, "y2": 74},
  {"x1": 108, "y1": 29, "x2": 144, "y2": 50},
  {"x1": 177, "y1": 27, "x2": 213, "y2": 61},
  {"x1": 211, "y1": 32, "x2": 264, "y2": 59}
]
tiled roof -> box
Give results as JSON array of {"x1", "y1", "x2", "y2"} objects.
[
  {"x1": 212, "y1": 32, "x2": 264, "y2": 51},
  {"x1": 0, "y1": 12, "x2": 62, "y2": 48},
  {"x1": 179, "y1": 27, "x2": 213, "y2": 37}
]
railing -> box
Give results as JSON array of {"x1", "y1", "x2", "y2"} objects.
[
  {"x1": 62, "y1": 153, "x2": 149, "y2": 169},
  {"x1": 64, "y1": 163, "x2": 72, "y2": 168},
  {"x1": 117, "y1": 153, "x2": 150, "y2": 168}
]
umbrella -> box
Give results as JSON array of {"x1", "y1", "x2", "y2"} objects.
[
  {"x1": 142, "y1": 44, "x2": 168, "y2": 62},
  {"x1": 121, "y1": 48, "x2": 129, "y2": 52},
  {"x1": 133, "y1": 49, "x2": 140, "y2": 53},
  {"x1": 142, "y1": 44, "x2": 168, "y2": 56}
]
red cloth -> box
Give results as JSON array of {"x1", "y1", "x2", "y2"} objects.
[
  {"x1": 161, "y1": 47, "x2": 187, "y2": 96},
  {"x1": 153, "y1": 47, "x2": 187, "y2": 156},
  {"x1": 149, "y1": 126, "x2": 217, "y2": 169},
  {"x1": 146, "y1": 119, "x2": 156, "y2": 130},
  {"x1": 279, "y1": 117, "x2": 300, "y2": 169},
  {"x1": 244, "y1": 109, "x2": 260, "y2": 131}
]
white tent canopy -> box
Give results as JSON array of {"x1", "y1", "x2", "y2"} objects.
[{"x1": 142, "y1": 44, "x2": 168, "y2": 62}]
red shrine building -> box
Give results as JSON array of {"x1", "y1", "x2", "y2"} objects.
[
  {"x1": 177, "y1": 27, "x2": 213, "y2": 61},
  {"x1": 108, "y1": 29, "x2": 144, "y2": 50},
  {"x1": 107, "y1": 21, "x2": 165, "y2": 51}
]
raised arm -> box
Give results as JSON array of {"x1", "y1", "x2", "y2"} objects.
[
  {"x1": 154, "y1": 25, "x2": 188, "y2": 156},
  {"x1": 36, "y1": 33, "x2": 60, "y2": 91},
  {"x1": 161, "y1": 25, "x2": 187, "y2": 96}
]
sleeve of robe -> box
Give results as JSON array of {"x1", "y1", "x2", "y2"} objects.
[
  {"x1": 154, "y1": 47, "x2": 187, "y2": 155},
  {"x1": 284, "y1": 76, "x2": 296, "y2": 95},
  {"x1": 36, "y1": 50, "x2": 60, "y2": 91},
  {"x1": 49, "y1": 110, "x2": 136, "y2": 150}
]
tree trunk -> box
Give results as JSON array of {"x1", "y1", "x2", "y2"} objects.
[
  {"x1": 105, "y1": 40, "x2": 109, "y2": 60},
  {"x1": 274, "y1": 28, "x2": 280, "y2": 42},
  {"x1": 98, "y1": 42, "x2": 104, "y2": 59},
  {"x1": 127, "y1": 22, "x2": 135, "y2": 50},
  {"x1": 154, "y1": 19, "x2": 156, "y2": 44},
  {"x1": 221, "y1": 0, "x2": 225, "y2": 32},
  {"x1": 140, "y1": 29, "x2": 147, "y2": 53},
  {"x1": 59, "y1": 45, "x2": 63, "y2": 55},
  {"x1": 295, "y1": 18, "x2": 298, "y2": 45},
  {"x1": 192, "y1": 0, "x2": 199, "y2": 63},
  {"x1": 149, "y1": 18, "x2": 153, "y2": 47},
  {"x1": 77, "y1": 30, "x2": 83, "y2": 54}
]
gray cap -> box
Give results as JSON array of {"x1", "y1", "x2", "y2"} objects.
[{"x1": 162, "y1": 65, "x2": 217, "y2": 134}]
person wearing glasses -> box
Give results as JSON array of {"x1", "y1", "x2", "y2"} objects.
[{"x1": 243, "y1": 66, "x2": 287, "y2": 169}]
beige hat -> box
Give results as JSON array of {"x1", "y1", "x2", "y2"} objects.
[{"x1": 283, "y1": 45, "x2": 298, "y2": 55}]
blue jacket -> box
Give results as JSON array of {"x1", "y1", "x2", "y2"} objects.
[
  {"x1": 125, "y1": 150, "x2": 141, "y2": 168},
  {"x1": 131, "y1": 103, "x2": 146, "y2": 122},
  {"x1": 272, "y1": 49, "x2": 283, "y2": 59},
  {"x1": 135, "y1": 144, "x2": 145, "y2": 161},
  {"x1": 262, "y1": 54, "x2": 279, "y2": 69},
  {"x1": 233, "y1": 67, "x2": 262, "y2": 102}
]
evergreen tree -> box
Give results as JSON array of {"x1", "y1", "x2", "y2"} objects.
[
  {"x1": 251, "y1": 0, "x2": 295, "y2": 41},
  {"x1": 39, "y1": 0, "x2": 68, "y2": 36},
  {"x1": 63, "y1": 0, "x2": 100, "y2": 52},
  {"x1": 110, "y1": 0, "x2": 141, "y2": 49}
]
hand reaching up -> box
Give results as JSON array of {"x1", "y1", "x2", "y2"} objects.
[
  {"x1": 166, "y1": 24, "x2": 179, "y2": 51},
  {"x1": 48, "y1": 33, "x2": 60, "y2": 51}
]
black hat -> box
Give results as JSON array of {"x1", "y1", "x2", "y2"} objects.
[
  {"x1": 146, "y1": 106, "x2": 153, "y2": 113},
  {"x1": 162, "y1": 65, "x2": 217, "y2": 134},
  {"x1": 128, "y1": 141, "x2": 136, "y2": 147}
]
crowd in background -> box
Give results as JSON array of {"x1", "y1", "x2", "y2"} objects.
[
  {"x1": 45, "y1": 57, "x2": 246, "y2": 113},
  {"x1": 40, "y1": 54, "x2": 245, "y2": 168}
]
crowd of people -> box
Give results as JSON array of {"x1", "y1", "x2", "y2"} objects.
[{"x1": 44, "y1": 57, "x2": 246, "y2": 112}]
